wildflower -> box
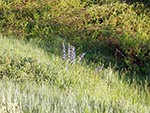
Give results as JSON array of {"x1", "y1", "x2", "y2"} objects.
[
  {"x1": 70, "y1": 45, "x2": 76, "y2": 64},
  {"x1": 62, "y1": 42, "x2": 86, "y2": 66},
  {"x1": 68, "y1": 43, "x2": 71, "y2": 62},
  {"x1": 78, "y1": 52, "x2": 86, "y2": 63}
]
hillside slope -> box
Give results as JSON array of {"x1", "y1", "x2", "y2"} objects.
[{"x1": 0, "y1": 35, "x2": 150, "y2": 113}]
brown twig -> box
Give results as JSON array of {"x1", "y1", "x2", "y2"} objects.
[{"x1": 115, "y1": 48, "x2": 125, "y2": 58}]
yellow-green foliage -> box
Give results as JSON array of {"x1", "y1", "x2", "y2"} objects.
[{"x1": 0, "y1": 0, "x2": 150, "y2": 74}]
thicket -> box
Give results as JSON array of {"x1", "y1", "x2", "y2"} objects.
[{"x1": 0, "y1": 0, "x2": 150, "y2": 75}]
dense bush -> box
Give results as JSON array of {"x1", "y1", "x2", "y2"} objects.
[
  {"x1": 0, "y1": 42, "x2": 54, "y2": 83},
  {"x1": 0, "y1": 0, "x2": 149, "y2": 75}
]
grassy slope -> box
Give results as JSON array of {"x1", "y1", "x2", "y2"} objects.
[
  {"x1": 0, "y1": 0, "x2": 150, "y2": 75},
  {"x1": 0, "y1": 35, "x2": 150, "y2": 113}
]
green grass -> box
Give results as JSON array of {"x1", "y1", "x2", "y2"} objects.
[{"x1": 0, "y1": 35, "x2": 150, "y2": 113}]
